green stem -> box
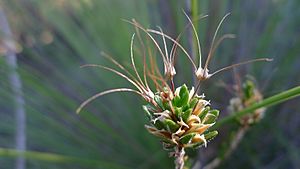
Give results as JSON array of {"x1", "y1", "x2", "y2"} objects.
[
  {"x1": 0, "y1": 148, "x2": 129, "y2": 169},
  {"x1": 191, "y1": 0, "x2": 198, "y2": 30},
  {"x1": 213, "y1": 85, "x2": 300, "y2": 129},
  {"x1": 191, "y1": 0, "x2": 199, "y2": 66}
]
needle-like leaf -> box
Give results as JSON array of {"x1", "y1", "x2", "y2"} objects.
[
  {"x1": 210, "y1": 58, "x2": 273, "y2": 77},
  {"x1": 204, "y1": 13, "x2": 231, "y2": 70},
  {"x1": 76, "y1": 88, "x2": 142, "y2": 114}
]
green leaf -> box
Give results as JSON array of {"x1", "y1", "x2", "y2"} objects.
[
  {"x1": 174, "y1": 107, "x2": 183, "y2": 119},
  {"x1": 189, "y1": 98, "x2": 198, "y2": 109},
  {"x1": 154, "y1": 95, "x2": 164, "y2": 109},
  {"x1": 153, "y1": 120, "x2": 164, "y2": 130},
  {"x1": 163, "y1": 119, "x2": 180, "y2": 133},
  {"x1": 203, "y1": 114, "x2": 216, "y2": 124},
  {"x1": 203, "y1": 110, "x2": 219, "y2": 124},
  {"x1": 199, "y1": 106, "x2": 210, "y2": 121},
  {"x1": 172, "y1": 95, "x2": 181, "y2": 107},
  {"x1": 178, "y1": 84, "x2": 189, "y2": 107},
  {"x1": 243, "y1": 80, "x2": 255, "y2": 99},
  {"x1": 142, "y1": 105, "x2": 152, "y2": 120},
  {"x1": 162, "y1": 101, "x2": 170, "y2": 110},
  {"x1": 204, "y1": 130, "x2": 218, "y2": 140},
  {"x1": 182, "y1": 104, "x2": 190, "y2": 112},
  {"x1": 180, "y1": 133, "x2": 196, "y2": 144},
  {"x1": 182, "y1": 108, "x2": 193, "y2": 122},
  {"x1": 189, "y1": 142, "x2": 204, "y2": 149},
  {"x1": 179, "y1": 84, "x2": 189, "y2": 97},
  {"x1": 210, "y1": 109, "x2": 220, "y2": 116}
]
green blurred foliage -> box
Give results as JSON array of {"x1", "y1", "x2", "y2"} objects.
[{"x1": 0, "y1": 0, "x2": 299, "y2": 169}]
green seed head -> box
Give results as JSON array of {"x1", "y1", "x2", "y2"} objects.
[
  {"x1": 228, "y1": 79, "x2": 266, "y2": 125},
  {"x1": 144, "y1": 84, "x2": 219, "y2": 150}
]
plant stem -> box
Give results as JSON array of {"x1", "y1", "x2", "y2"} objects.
[
  {"x1": 185, "y1": 0, "x2": 199, "y2": 87},
  {"x1": 175, "y1": 147, "x2": 185, "y2": 169},
  {"x1": 191, "y1": 0, "x2": 199, "y2": 66},
  {"x1": 213, "y1": 85, "x2": 300, "y2": 129}
]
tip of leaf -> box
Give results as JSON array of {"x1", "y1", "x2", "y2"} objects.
[
  {"x1": 76, "y1": 108, "x2": 81, "y2": 114},
  {"x1": 266, "y1": 58, "x2": 274, "y2": 62},
  {"x1": 227, "y1": 34, "x2": 236, "y2": 38},
  {"x1": 120, "y1": 18, "x2": 129, "y2": 22}
]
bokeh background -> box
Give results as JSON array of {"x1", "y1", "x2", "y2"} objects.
[{"x1": 1, "y1": 0, "x2": 300, "y2": 169}]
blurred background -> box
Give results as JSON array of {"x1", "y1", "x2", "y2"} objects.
[{"x1": 0, "y1": 0, "x2": 300, "y2": 169}]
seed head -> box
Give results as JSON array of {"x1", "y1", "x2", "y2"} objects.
[
  {"x1": 228, "y1": 80, "x2": 266, "y2": 125},
  {"x1": 144, "y1": 84, "x2": 219, "y2": 149}
]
